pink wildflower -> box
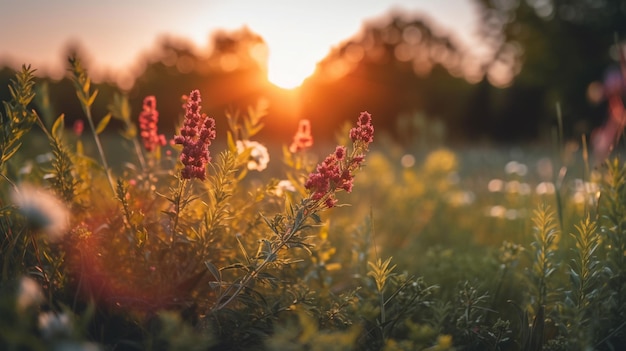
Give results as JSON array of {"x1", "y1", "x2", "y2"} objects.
[
  {"x1": 73, "y1": 119, "x2": 84, "y2": 136},
  {"x1": 289, "y1": 119, "x2": 314, "y2": 153},
  {"x1": 174, "y1": 90, "x2": 216, "y2": 180},
  {"x1": 304, "y1": 112, "x2": 374, "y2": 208},
  {"x1": 349, "y1": 111, "x2": 374, "y2": 146},
  {"x1": 305, "y1": 151, "x2": 341, "y2": 202},
  {"x1": 138, "y1": 96, "x2": 166, "y2": 152},
  {"x1": 591, "y1": 64, "x2": 626, "y2": 164}
]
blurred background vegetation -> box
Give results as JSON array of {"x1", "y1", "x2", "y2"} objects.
[{"x1": 1, "y1": 0, "x2": 625, "y2": 148}]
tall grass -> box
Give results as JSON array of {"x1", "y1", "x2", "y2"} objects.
[{"x1": 1, "y1": 59, "x2": 626, "y2": 351}]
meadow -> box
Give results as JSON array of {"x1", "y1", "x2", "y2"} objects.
[{"x1": 1, "y1": 60, "x2": 626, "y2": 351}]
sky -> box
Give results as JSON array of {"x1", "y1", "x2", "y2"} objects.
[{"x1": 0, "y1": 0, "x2": 484, "y2": 89}]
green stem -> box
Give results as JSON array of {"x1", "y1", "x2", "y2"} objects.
[
  {"x1": 132, "y1": 137, "x2": 147, "y2": 172},
  {"x1": 212, "y1": 206, "x2": 309, "y2": 311},
  {"x1": 379, "y1": 288, "x2": 386, "y2": 326},
  {"x1": 171, "y1": 177, "x2": 187, "y2": 237},
  {"x1": 83, "y1": 104, "x2": 115, "y2": 194}
]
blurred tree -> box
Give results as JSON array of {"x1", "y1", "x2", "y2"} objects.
[
  {"x1": 0, "y1": 66, "x2": 14, "y2": 104},
  {"x1": 12, "y1": 6, "x2": 612, "y2": 147},
  {"x1": 300, "y1": 14, "x2": 478, "y2": 146},
  {"x1": 472, "y1": 0, "x2": 626, "y2": 142},
  {"x1": 0, "y1": 17, "x2": 486, "y2": 147},
  {"x1": 130, "y1": 28, "x2": 270, "y2": 137}
]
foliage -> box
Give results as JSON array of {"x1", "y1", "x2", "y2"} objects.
[
  {"x1": 0, "y1": 64, "x2": 38, "y2": 171},
  {"x1": 472, "y1": 0, "x2": 626, "y2": 141},
  {"x1": 2, "y1": 58, "x2": 626, "y2": 351}
]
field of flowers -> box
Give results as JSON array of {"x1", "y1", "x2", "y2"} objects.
[{"x1": 2, "y1": 60, "x2": 626, "y2": 351}]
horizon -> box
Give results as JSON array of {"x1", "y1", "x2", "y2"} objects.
[{"x1": 0, "y1": 0, "x2": 487, "y2": 89}]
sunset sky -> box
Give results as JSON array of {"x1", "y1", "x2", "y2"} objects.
[{"x1": 0, "y1": 0, "x2": 483, "y2": 89}]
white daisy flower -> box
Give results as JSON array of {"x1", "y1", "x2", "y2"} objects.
[
  {"x1": 274, "y1": 180, "x2": 296, "y2": 197},
  {"x1": 11, "y1": 183, "x2": 70, "y2": 242},
  {"x1": 17, "y1": 276, "x2": 44, "y2": 311},
  {"x1": 39, "y1": 311, "x2": 72, "y2": 339},
  {"x1": 236, "y1": 140, "x2": 270, "y2": 172}
]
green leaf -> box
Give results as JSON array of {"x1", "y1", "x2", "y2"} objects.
[
  {"x1": 205, "y1": 261, "x2": 222, "y2": 282},
  {"x1": 95, "y1": 113, "x2": 112, "y2": 135},
  {"x1": 569, "y1": 268, "x2": 581, "y2": 289},
  {"x1": 235, "y1": 234, "x2": 252, "y2": 264},
  {"x1": 120, "y1": 124, "x2": 137, "y2": 140},
  {"x1": 83, "y1": 77, "x2": 91, "y2": 94},
  {"x1": 221, "y1": 262, "x2": 247, "y2": 271},
  {"x1": 310, "y1": 213, "x2": 322, "y2": 224},
  {"x1": 2, "y1": 142, "x2": 22, "y2": 164},
  {"x1": 87, "y1": 90, "x2": 98, "y2": 107},
  {"x1": 257, "y1": 272, "x2": 279, "y2": 288},
  {"x1": 247, "y1": 122, "x2": 264, "y2": 137},
  {"x1": 136, "y1": 229, "x2": 147, "y2": 248},
  {"x1": 227, "y1": 131, "x2": 236, "y2": 152},
  {"x1": 51, "y1": 114, "x2": 65, "y2": 139}
]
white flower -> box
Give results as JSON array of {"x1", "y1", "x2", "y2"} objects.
[
  {"x1": 17, "y1": 276, "x2": 44, "y2": 311},
  {"x1": 274, "y1": 180, "x2": 296, "y2": 197},
  {"x1": 38, "y1": 311, "x2": 72, "y2": 339},
  {"x1": 236, "y1": 140, "x2": 270, "y2": 172},
  {"x1": 11, "y1": 183, "x2": 70, "y2": 242}
]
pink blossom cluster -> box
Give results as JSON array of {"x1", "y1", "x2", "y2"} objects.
[
  {"x1": 289, "y1": 119, "x2": 314, "y2": 153},
  {"x1": 591, "y1": 64, "x2": 626, "y2": 164},
  {"x1": 173, "y1": 90, "x2": 216, "y2": 180},
  {"x1": 138, "y1": 96, "x2": 166, "y2": 152},
  {"x1": 305, "y1": 112, "x2": 374, "y2": 208},
  {"x1": 349, "y1": 111, "x2": 375, "y2": 145},
  {"x1": 73, "y1": 119, "x2": 84, "y2": 136}
]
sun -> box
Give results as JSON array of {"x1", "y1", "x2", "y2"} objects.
[{"x1": 266, "y1": 47, "x2": 317, "y2": 90}]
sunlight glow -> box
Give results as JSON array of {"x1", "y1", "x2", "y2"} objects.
[
  {"x1": 267, "y1": 53, "x2": 316, "y2": 89},
  {"x1": 0, "y1": 1, "x2": 483, "y2": 92}
]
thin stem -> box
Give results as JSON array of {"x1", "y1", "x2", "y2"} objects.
[
  {"x1": 0, "y1": 173, "x2": 17, "y2": 192},
  {"x1": 83, "y1": 104, "x2": 115, "y2": 194},
  {"x1": 212, "y1": 251, "x2": 271, "y2": 311},
  {"x1": 132, "y1": 137, "x2": 147, "y2": 172},
  {"x1": 379, "y1": 288, "x2": 386, "y2": 325},
  {"x1": 171, "y1": 177, "x2": 187, "y2": 237},
  {"x1": 2, "y1": 226, "x2": 24, "y2": 282},
  {"x1": 69, "y1": 56, "x2": 115, "y2": 194},
  {"x1": 368, "y1": 208, "x2": 386, "y2": 327},
  {"x1": 212, "y1": 207, "x2": 308, "y2": 311}
]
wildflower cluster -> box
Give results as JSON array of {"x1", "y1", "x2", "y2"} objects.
[
  {"x1": 138, "y1": 96, "x2": 166, "y2": 151},
  {"x1": 174, "y1": 90, "x2": 216, "y2": 180},
  {"x1": 13, "y1": 56, "x2": 626, "y2": 351},
  {"x1": 305, "y1": 111, "x2": 374, "y2": 208},
  {"x1": 349, "y1": 111, "x2": 375, "y2": 146}
]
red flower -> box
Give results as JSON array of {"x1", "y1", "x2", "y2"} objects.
[
  {"x1": 349, "y1": 111, "x2": 374, "y2": 146},
  {"x1": 173, "y1": 90, "x2": 216, "y2": 180},
  {"x1": 73, "y1": 119, "x2": 84, "y2": 136},
  {"x1": 289, "y1": 119, "x2": 314, "y2": 153},
  {"x1": 138, "y1": 96, "x2": 166, "y2": 152},
  {"x1": 305, "y1": 113, "x2": 374, "y2": 208}
]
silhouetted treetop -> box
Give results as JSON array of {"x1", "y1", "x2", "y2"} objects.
[
  {"x1": 313, "y1": 15, "x2": 467, "y2": 83},
  {"x1": 473, "y1": 0, "x2": 626, "y2": 140}
]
